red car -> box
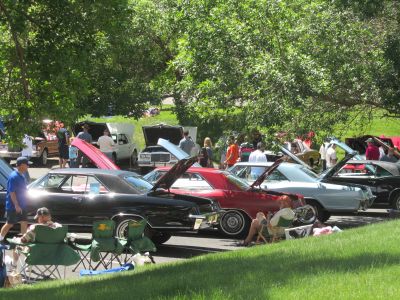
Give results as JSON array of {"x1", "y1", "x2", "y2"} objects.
[{"x1": 144, "y1": 162, "x2": 314, "y2": 238}]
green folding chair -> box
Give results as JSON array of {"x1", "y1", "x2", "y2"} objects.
[
  {"x1": 9, "y1": 225, "x2": 80, "y2": 281},
  {"x1": 72, "y1": 220, "x2": 124, "y2": 272},
  {"x1": 256, "y1": 216, "x2": 294, "y2": 244},
  {"x1": 119, "y1": 219, "x2": 156, "y2": 263}
]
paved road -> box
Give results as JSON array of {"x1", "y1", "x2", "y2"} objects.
[{"x1": 7, "y1": 159, "x2": 390, "y2": 279}]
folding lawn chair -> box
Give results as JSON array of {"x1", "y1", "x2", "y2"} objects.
[
  {"x1": 8, "y1": 225, "x2": 80, "y2": 282},
  {"x1": 119, "y1": 219, "x2": 156, "y2": 263},
  {"x1": 284, "y1": 224, "x2": 313, "y2": 240},
  {"x1": 256, "y1": 216, "x2": 294, "y2": 244},
  {"x1": 71, "y1": 220, "x2": 124, "y2": 272}
]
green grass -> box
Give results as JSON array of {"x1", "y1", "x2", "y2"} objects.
[
  {"x1": 81, "y1": 105, "x2": 178, "y2": 151},
  {"x1": 334, "y1": 110, "x2": 400, "y2": 139},
  {"x1": 3, "y1": 220, "x2": 400, "y2": 300}
]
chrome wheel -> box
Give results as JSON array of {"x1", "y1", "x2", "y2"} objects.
[
  {"x1": 219, "y1": 210, "x2": 248, "y2": 237},
  {"x1": 41, "y1": 149, "x2": 48, "y2": 166}
]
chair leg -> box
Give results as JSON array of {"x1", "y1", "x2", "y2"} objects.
[{"x1": 72, "y1": 251, "x2": 91, "y2": 272}]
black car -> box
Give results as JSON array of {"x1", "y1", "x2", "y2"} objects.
[
  {"x1": 0, "y1": 158, "x2": 222, "y2": 244},
  {"x1": 321, "y1": 159, "x2": 400, "y2": 210}
]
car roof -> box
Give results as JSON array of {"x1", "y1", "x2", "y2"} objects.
[
  {"x1": 155, "y1": 166, "x2": 226, "y2": 174},
  {"x1": 48, "y1": 168, "x2": 138, "y2": 177}
]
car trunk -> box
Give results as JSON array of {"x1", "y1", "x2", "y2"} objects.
[
  {"x1": 73, "y1": 121, "x2": 107, "y2": 142},
  {"x1": 142, "y1": 125, "x2": 183, "y2": 146}
]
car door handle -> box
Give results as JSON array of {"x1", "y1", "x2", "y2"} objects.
[{"x1": 72, "y1": 196, "x2": 83, "y2": 203}]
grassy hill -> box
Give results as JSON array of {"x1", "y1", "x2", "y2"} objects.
[{"x1": 3, "y1": 219, "x2": 400, "y2": 300}]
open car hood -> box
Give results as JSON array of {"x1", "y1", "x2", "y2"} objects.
[
  {"x1": 71, "y1": 138, "x2": 120, "y2": 170},
  {"x1": 250, "y1": 158, "x2": 284, "y2": 188},
  {"x1": 143, "y1": 124, "x2": 183, "y2": 146},
  {"x1": 279, "y1": 145, "x2": 313, "y2": 170},
  {"x1": 319, "y1": 151, "x2": 357, "y2": 181},
  {"x1": 151, "y1": 156, "x2": 198, "y2": 191},
  {"x1": 372, "y1": 136, "x2": 400, "y2": 159},
  {"x1": 157, "y1": 138, "x2": 201, "y2": 167},
  {"x1": 0, "y1": 157, "x2": 13, "y2": 188}
]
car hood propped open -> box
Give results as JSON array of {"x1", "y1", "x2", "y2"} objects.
[
  {"x1": 319, "y1": 151, "x2": 357, "y2": 181},
  {"x1": 71, "y1": 138, "x2": 120, "y2": 170},
  {"x1": 250, "y1": 158, "x2": 284, "y2": 188},
  {"x1": 143, "y1": 124, "x2": 183, "y2": 146}
]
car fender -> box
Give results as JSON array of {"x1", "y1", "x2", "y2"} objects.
[
  {"x1": 110, "y1": 212, "x2": 153, "y2": 227},
  {"x1": 389, "y1": 188, "x2": 400, "y2": 203}
]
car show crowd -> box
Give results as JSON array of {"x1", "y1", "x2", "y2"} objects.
[{"x1": 0, "y1": 123, "x2": 399, "y2": 286}]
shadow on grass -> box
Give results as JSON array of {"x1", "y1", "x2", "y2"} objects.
[{"x1": 4, "y1": 248, "x2": 400, "y2": 300}]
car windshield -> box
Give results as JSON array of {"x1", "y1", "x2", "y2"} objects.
[
  {"x1": 225, "y1": 173, "x2": 251, "y2": 190},
  {"x1": 124, "y1": 175, "x2": 153, "y2": 193}
]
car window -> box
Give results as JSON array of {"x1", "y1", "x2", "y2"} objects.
[
  {"x1": 35, "y1": 174, "x2": 68, "y2": 190},
  {"x1": 58, "y1": 175, "x2": 108, "y2": 194},
  {"x1": 225, "y1": 174, "x2": 250, "y2": 190},
  {"x1": 266, "y1": 169, "x2": 288, "y2": 182},
  {"x1": 230, "y1": 166, "x2": 252, "y2": 180},
  {"x1": 118, "y1": 134, "x2": 128, "y2": 145},
  {"x1": 143, "y1": 171, "x2": 166, "y2": 184},
  {"x1": 337, "y1": 164, "x2": 376, "y2": 177},
  {"x1": 111, "y1": 134, "x2": 117, "y2": 144},
  {"x1": 124, "y1": 175, "x2": 153, "y2": 193},
  {"x1": 171, "y1": 173, "x2": 213, "y2": 190}
]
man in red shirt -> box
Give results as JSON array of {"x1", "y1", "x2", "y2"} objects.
[
  {"x1": 224, "y1": 136, "x2": 239, "y2": 168},
  {"x1": 365, "y1": 138, "x2": 380, "y2": 160}
]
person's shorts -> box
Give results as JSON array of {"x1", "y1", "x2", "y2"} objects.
[
  {"x1": 5, "y1": 210, "x2": 28, "y2": 224},
  {"x1": 58, "y1": 145, "x2": 69, "y2": 159}
]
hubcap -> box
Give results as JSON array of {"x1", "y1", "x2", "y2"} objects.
[
  {"x1": 42, "y1": 150, "x2": 48, "y2": 165},
  {"x1": 117, "y1": 221, "x2": 129, "y2": 239},
  {"x1": 222, "y1": 212, "x2": 244, "y2": 235},
  {"x1": 396, "y1": 196, "x2": 400, "y2": 210}
]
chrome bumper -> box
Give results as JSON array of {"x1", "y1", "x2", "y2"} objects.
[{"x1": 189, "y1": 211, "x2": 222, "y2": 230}]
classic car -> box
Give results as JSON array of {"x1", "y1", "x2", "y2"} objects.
[
  {"x1": 137, "y1": 124, "x2": 198, "y2": 173},
  {"x1": 144, "y1": 159, "x2": 316, "y2": 238},
  {"x1": 321, "y1": 159, "x2": 400, "y2": 210},
  {"x1": 0, "y1": 119, "x2": 59, "y2": 166},
  {"x1": 228, "y1": 156, "x2": 375, "y2": 222},
  {"x1": 0, "y1": 155, "x2": 222, "y2": 246},
  {"x1": 73, "y1": 121, "x2": 138, "y2": 164}
]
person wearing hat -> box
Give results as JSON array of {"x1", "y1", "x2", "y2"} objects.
[
  {"x1": 239, "y1": 195, "x2": 295, "y2": 246},
  {"x1": 365, "y1": 138, "x2": 380, "y2": 160},
  {"x1": 0, "y1": 157, "x2": 30, "y2": 242},
  {"x1": 76, "y1": 123, "x2": 93, "y2": 167},
  {"x1": 20, "y1": 208, "x2": 61, "y2": 244},
  {"x1": 10, "y1": 207, "x2": 61, "y2": 269}
]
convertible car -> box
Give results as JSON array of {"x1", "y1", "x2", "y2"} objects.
[
  {"x1": 0, "y1": 157, "x2": 222, "y2": 245},
  {"x1": 144, "y1": 159, "x2": 316, "y2": 238}
]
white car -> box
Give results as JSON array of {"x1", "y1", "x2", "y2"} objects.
[{"x1": 228, "y1": 158, "x2": 375, "y2": 222}]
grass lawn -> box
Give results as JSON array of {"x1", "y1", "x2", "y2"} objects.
[{"x1": 2, "y1": 219, "x2": 400, "y2": 300}]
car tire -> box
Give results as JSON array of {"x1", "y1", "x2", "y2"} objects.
[
  {"x1": 391, "y1": 193, "x2": 400, "y2": 210},
  {"x1": 37, "y1": 149, "x2": 48, "y2": 166},
  {"x1": 115, "y1": 216, "x2": 143, "y2": 239},
  {"x1": 307, "y1": 201, "x2": 330, "y2": 223},
  {"x1": 219, "y1": 210, "x2": 250, "y2": 238},
  {"x1": 150, "y1": 232, "x2": 172, "y2": 245}
]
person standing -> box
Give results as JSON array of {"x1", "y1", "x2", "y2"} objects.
[
  {"x1": 0, "y1": 157, "x2": 30, "y2": 242},
  {"x1": 179, "y1": 130, "x2": 195, "y2": 155},
  {"x1": 248, "y1": 142, "x2": 268, "y2": 179},
  {"x1": 365, "y1": 138, "x2": 380, "y2": 160},
  {"x1": 21, "y1": 134, "x2": 33, "y2": 160},
  {"x1": 224, "y1": 136, "x2": 239, "y2": 168},
  {"x1": 97, "y1": 129, "x2": 115, "y2": 160},
  {"x1": 76, "y1": 124, "x2": 93, "y2": 167},
  {"x1": 68, "y1": 138, "x2": 79, "y2": 168},
  {"x1": 204, "y1": 137, "x2": 213, "y2": 167},
  {"x1": 380, "y1": 147, "x2": 398, "y2": 163},
  {"x1": 57, "y1": 122, "x2": 69, "y2": 168},
  {"x1": 319, "y1": 140, "x2": 330, "y2": 171},
  {"x1": 325, "y1": 144, "x2": 337, "y2": 168}
]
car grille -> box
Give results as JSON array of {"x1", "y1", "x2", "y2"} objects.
[{"x1": 151, "y1": 153, "x2": 170, "y2": 162}]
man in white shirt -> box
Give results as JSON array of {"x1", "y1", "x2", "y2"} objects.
[
  {"x1": 325, "y1": 144, "x2": 337, "y2": 168},
  {"x1": 21, "y1": 134, "x2": 33, "y2": 159},
  {"x1": 248, "y1": 142, "x2": 268, "y2": 179},
  {"x1": 97, "y1": 129, "x2": 115, "y2": 160},
  {"x1": 319, "y1": 141, "x2": 330, "y2": 171}
]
